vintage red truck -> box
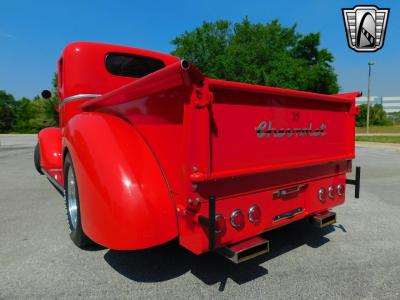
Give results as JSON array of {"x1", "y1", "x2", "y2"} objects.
[{"x1": 35, "y1": 42, "x2": 361, "y2": 263}]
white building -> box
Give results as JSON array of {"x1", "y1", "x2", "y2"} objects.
[{"x1": 356, "y1": 96, "x2": 400, "y2": 113}]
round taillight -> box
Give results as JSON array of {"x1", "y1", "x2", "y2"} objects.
[
  {"x1": 328, "y1": 185, "x2": 335, "y2": 199},
  {"x1": 337, "y1": 184, "x2": 345, "y2": 196},
  {"x1": 230, "y1": 209, "x2": 245, "y2": 230},
  {"x1": 215, "y1": 214, "x2": 226, "y2": 235},
  {"x1": 248, "y1": 205, "x2": 261, "y2": 224},
  {"x1": 318, "y1": 187, "x2": 327, "y2": 202}
]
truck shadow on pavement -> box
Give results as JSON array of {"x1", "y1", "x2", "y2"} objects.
[{"x1": 104, "y1": 219, "x2": 339, "y2": 291}]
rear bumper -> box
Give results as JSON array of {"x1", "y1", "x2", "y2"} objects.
[
  {"x1": 217, "y1": 211, "x2": 336, "y2": 264},
  {"x1": 179, "y1": 172, "x2": 348, "y2": 255}
]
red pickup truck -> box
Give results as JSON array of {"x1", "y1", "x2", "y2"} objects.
[{"x1": 35, "y1": 42, "x2": 361, "y2": 263}]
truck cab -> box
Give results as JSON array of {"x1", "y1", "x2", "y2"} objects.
[
  {"x1": 57, "y1": 42, "x2": 179, "y2": 126},
  {"x1": 36, "y1": 41, "x2": 360, "y2": 263}
]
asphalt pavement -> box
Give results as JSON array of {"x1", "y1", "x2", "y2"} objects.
[{"x1": 1, "y1": 135, "x2": 400, "y2": 299}]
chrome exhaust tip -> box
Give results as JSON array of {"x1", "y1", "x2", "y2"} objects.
[
  {"x1": 218, "y1": 236, "x2": 269, "y2": 264},
  {"x1": 310, "y1": 211, "x2": 336, "y2": 228}
]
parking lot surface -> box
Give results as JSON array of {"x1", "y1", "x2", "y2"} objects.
[{"x1": 1, "y1": 135, "x2": 400, "y2": 299}]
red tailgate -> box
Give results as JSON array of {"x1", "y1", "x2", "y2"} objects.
[{"x1": 206, "y1": 79, "x2": 359, "y2": 178}]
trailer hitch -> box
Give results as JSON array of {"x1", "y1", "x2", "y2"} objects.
[{"x1": 346, "y1": 166, "x2": 361, "y2": 199}]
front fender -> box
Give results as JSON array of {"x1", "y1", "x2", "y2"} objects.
[{"x1": 64, "y1": 112, "x2": 178, "y2": 250}]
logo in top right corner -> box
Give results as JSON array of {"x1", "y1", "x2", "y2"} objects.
[{"x1": 342, "y1": 5, "x2": 390, "y2": 52}]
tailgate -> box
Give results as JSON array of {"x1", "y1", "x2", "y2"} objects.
[{"x1": 207, "y1": 79, "x2": 358, "y2": 177}]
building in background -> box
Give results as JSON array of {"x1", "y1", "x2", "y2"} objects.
[{"x1": 356, "y1": 96, "x2": 400, "y2": 113}]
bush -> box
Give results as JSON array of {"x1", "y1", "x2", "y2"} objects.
[{"x1": 388, "y1": 112, "x2": 400, "y2": 125}]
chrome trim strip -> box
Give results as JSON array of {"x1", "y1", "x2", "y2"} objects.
[
  {"x1": 60, "y1": 94, "x2": 101, "y2": 108},
  {"x1": 273, "y1": 207, "x2": 304, "y2": 222},
  {"x1": 42, "y1": 168, "x2": 64, "y2": 195}
]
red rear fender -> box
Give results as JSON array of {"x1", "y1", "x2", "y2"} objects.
[{"x1": 64, "y1": 112, "x2": 178, "y2": 250}]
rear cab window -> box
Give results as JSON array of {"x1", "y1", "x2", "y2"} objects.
[{"x1": 105, "y1": 53, "x2": 165, "y2": 78}]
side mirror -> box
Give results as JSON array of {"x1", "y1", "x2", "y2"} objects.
[{"x1": 41, "y1": 90, "x2": 52, "y2": 99}]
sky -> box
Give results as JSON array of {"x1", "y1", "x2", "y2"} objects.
[{"x1": 1, "y1": 0, "x2": 398, "y2": 99}]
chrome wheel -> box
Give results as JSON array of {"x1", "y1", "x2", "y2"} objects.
[
  {"x1": 67, "y1": 166, "x2": 78, "y2": 230},
  {"x1": 64, "y1": 153, "x2": 94, "y2": 248}
]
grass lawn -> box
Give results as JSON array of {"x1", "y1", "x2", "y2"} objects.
[
  {"x1": 356, "y1": 136, "x2": 400, "y2": 143},
  {"x1": 356, "y1": 125, "x2": 400, "y2": 134}
]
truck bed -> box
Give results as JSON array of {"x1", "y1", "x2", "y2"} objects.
[{"x1": 82, "y1": 60, "x2": 360, "y2": 254}]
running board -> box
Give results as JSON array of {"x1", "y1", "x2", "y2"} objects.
[
  {"x1": 42, "y1": 168, "x2": 64, "y2": 196},
  {"x1": 310, "y1": 211, "x2": 336, "y2": 228},
  {"x1": 218, "y1": 236, "x2": 269, "y2": 264}
]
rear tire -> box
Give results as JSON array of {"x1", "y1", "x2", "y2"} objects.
[
  {"x1": 64, "y1": 153, "x2": 95, "y2": 248},
  {"x1": 34, "y1": 143, "x2": 43, "y2": 175}
]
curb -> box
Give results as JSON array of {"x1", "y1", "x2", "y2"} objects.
[{"x1": 356, "y1": 141, "x2": 400, "y2": 151}]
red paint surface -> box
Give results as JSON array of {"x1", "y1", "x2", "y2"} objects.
[
  {"x1": 38, "y1": 42, "x2": 359, "y2": 253},
  {"x1": 38, "y1": 128, "x2": 62, "y2": 170},
  {"x1": 63, "y1": 113, "x2": 178, "y2": 249}
]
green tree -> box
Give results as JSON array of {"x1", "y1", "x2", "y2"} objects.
[
  {"x1": 27, "y1": 96, "x2": 56, "y2": 132},
  {"x1": 46, "y1": 73, "x2": 59, "y2": 126},
  {"x1": 171, "y1": 18, "x2": 339, "y2": 94},
  {"x1": 0, "y1": 90, "x2": 17, "y2": 133},
  {"x1": 356, "y1": 104, "x2": 391, "y2": 127},
  {"x1": 2, "y1": 73, "x2": 59, "y2": 133},
  {"x1": 14, "y1": 97, "x2": 35, "y2": 132}
]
